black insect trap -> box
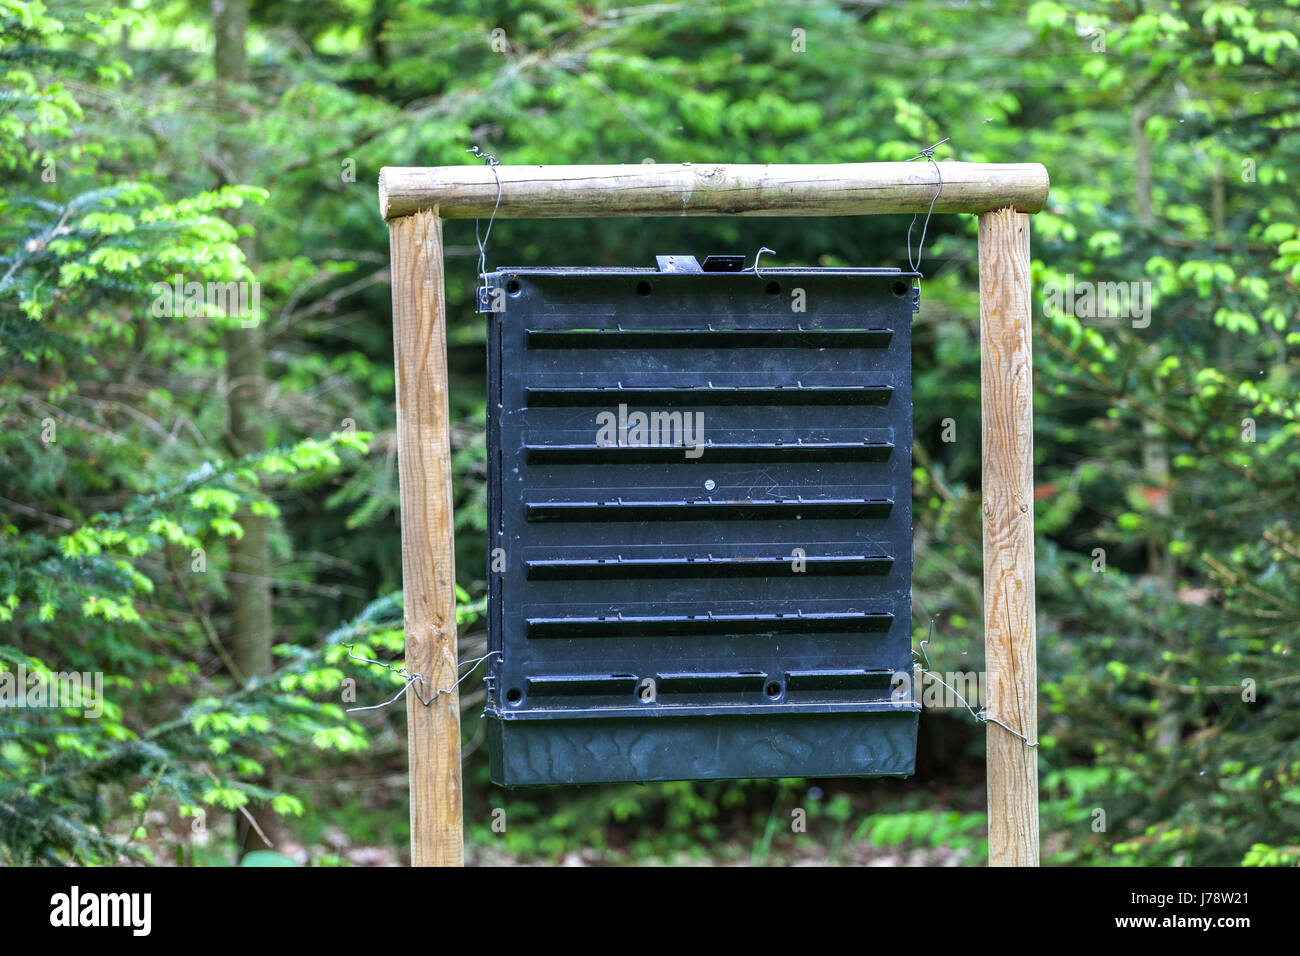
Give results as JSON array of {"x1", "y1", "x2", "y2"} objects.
[{"x1": 481, "y1": 254, "x2": 919, "y2": 785}]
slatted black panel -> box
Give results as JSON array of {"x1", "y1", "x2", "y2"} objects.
[{"x1": 484, "y1": 263, "x2": 919, "y2": 785}]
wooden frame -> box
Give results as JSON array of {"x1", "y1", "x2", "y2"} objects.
[{"x1": 379, "y1": 161, "x2": 1047, "y2": 867}]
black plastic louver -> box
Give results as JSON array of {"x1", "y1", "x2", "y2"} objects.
[{"x1": 483, "y1": 257, "x2": 919, "y2": 786}]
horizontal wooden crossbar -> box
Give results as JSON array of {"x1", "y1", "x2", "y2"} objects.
[{"x1": 378, "y1": 162, "x2": 1049, "y2": 221}]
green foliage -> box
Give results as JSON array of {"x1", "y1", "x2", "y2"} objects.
[
  {"x1": 0, "y1": 0, "x2": 378, "y2": 864},
  {"x1": 2, "y1": 0, "x2": 1298, "y2": 865},
  {"x1": 855, "y1": 809, "x2": 988, "y2": 865}
]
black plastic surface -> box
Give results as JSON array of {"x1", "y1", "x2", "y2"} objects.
[{"x1": 484, "y1": 261, "x2": 919, "y2": 786}]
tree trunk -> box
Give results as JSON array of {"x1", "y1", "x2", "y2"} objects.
[
  {"x1": 1133, "y1": 103, "x2": 1181, "y2": 750},
  {"x1": 213, "y1": 0, "x2": 276, "y2": 855}
]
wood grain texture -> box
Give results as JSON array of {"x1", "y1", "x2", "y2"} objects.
[
  {"x1": 977, "y1": 207, "x2": 1039, "y2": 867},
  {"x1": 378, "y1": 162, "x2": 1050, "y2": 220},
  {"x1": 388, "y1": 209, "x2": 463, "y2": 867}
]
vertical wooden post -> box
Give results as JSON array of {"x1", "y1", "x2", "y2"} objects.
[
  {"x1": 977, "y1": 207, "x2": 1039, "y2": 867},
  {"x1": 388, "y1": 208, "x2": 464, "y2": 867}
]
